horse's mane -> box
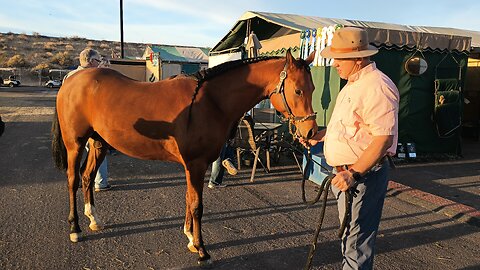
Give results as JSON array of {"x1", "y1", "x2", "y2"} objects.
[{"x1": 192, "y1": 56, "x2": 281, "y2": 85}]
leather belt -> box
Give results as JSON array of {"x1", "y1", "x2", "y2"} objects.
[
  {"x1": 334, "y1": 165, "x2": 351, "y2": 172},
  {"x1": 334, "y1": 156, "x2": 389, "y2": 174}
]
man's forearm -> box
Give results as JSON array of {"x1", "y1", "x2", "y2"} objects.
[{"x1": 350, "y1": 135, "x2": 393, "y2": 175}]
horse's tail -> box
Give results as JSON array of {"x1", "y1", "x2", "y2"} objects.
[{"x1": 51, "y1": 107, "x2": 68, "y2": 171}]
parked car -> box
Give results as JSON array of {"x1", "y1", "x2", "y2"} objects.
[
  {"x1": 45, "y1": 79, "x2": 62, "y2": 88},
  {"x1": 1, "y1": 75, "x2": 21, "y2": 87}
]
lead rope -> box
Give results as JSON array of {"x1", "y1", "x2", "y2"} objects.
[{"x1": 288, "y1": 144, "x2": 354, "y2": 270}]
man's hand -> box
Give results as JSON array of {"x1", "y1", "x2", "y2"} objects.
[
  {"x1": 298, "y1": 137, "x2": 319, "y2": 148},
  {"x1": 298, "y1": 129, "x2": 326, "y2": 148},
  {"x1": 331, "y1": 171, "x2": 355, "y2": 192}
]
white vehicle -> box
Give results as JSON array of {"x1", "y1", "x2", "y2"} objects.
[
  {"x1": 45, "y1": 79, "x2": 62, "y2": 88},
  {"x1": 1, "y1": 75, "x2": 21, "y2": 87}
]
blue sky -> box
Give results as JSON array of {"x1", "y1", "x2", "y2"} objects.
[{"x1": 0, "y1": 0, "x2": 479, "y2": 48}]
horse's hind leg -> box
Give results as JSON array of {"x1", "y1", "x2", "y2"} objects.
[
  {"x1": 66, "y1": 142, "x2": 85, "y2": 243},
  {"x1": 81, "y1": 138, "x2": 108, "y2": 231},
  {"x1": 184, "y1": 160, "x2": 212, "y2": 267}
]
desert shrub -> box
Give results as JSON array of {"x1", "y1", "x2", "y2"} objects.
[
  {"x1": 18, "y1": 34, "x2": 28, "y2": 40},
  {"x1": 45, "y1": 52, "x2": 53, "y2": 57},
  {"x1": 65, "y1": 44, "x2": 74, "y2": 51},
  {"x1": 100, "y1": 43, "x2": 109, "y2": 49},
  {"x1": 68, "y1": 35, "x2": 84, "y2": 41},
  {"x1": 44, "y1": 42, "x2": 56, "y2": 51},
  {"x1": 32, "y1": 32, "x2": 40, "y2": 37},
  {"x1": 6, "y1": 54, "x2": 28, "y2": 67},
  {"x1": 50, "y1": 51, "x2": 74, "y2": 67},
  {"x1": 32, "y1": 62, "x2": 50, "y2": 71}
]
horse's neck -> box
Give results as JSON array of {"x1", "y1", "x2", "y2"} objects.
[{"x1": 206, "y1": 59, "x2": 283, "y2": 121}]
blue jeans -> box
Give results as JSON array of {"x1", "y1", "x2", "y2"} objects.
[
  {"x1": 95, "y1": 157, "x2": 108, "y2": 188},
  {"x1": 85, "y1": 143, "x2": 109, "y2": 188},
  {"x1": 331, "y1": 160, "x2": 389, "y2": 270},
  {"x1": 209, "y1": 143, "x2": 234, "y2": 185}
]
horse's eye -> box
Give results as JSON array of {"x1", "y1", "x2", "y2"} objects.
[{"x1": 295, "y1": 89, "x2": 303, "y2": 96}]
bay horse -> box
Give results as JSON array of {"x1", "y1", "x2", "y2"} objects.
[{"x1": 51, "y1": 49, "x2": 317, "y2": 267}]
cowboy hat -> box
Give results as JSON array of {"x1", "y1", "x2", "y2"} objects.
[{"x1": 320, "y1": 27, "x2": 378, "y2": 59}]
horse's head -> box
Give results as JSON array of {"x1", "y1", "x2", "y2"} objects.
[{"x1": 269, "y1": 49, "x2": 318, "y2": 140}]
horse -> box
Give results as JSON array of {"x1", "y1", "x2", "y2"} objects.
[{"x1": 51, "y1": 49, "x2": 318, "y2": 267}]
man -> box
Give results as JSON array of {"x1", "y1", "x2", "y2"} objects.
[
  {"x1": 302, "y1": 27, "x2": 399, "y2": 269},
  {"x1": 64, "y1": 48, "x2": 111, "y2": 192}
]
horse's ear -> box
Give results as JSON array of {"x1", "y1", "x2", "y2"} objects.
[
  {"x1": 285, "y1": 48, "x2": 294, "y2": 66},
  {"x1": 305, "y1": 50, "x2": 316, "y2": 65}
]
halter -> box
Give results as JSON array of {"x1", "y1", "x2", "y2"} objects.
[{"x1": 268, "y1": 62, "x2": 317, "y2": 138}]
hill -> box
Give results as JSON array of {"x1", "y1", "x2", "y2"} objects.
[{"x1": 0, "y1": 32, "x2": 151, "y2": 85}]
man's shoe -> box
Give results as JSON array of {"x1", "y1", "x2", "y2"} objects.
[
  {"x1": 222, "y1": 159, "x2": 238, "y2": 175},
  {"x1": 208, "y1": 182, "x2": 227, "y2": 189},
  {"x1": 95, "y1": 185, "x2": 112, "y2": 192}
]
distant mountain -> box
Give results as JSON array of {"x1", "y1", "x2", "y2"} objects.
[{"x1": 0, "y1": 32, "x2": 150, "y2": 71}]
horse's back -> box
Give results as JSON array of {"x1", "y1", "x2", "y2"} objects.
[{"x1": 56, "y1": 68, "x2": 203, "y2": 162}]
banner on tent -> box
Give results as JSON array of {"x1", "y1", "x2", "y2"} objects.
[{"x1": 300, "y1": 24, "x2": 343, "y2": 67}]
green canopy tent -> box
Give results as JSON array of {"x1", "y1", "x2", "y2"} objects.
[{"x1": 210, "y1": 11, "x2": 480, "y2": 154}]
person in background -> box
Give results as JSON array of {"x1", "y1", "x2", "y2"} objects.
[
  {"x1": 208, "y1": 127, "x2": 239, "y2": 189},
  {"x1": 64, "y1": 48, "x2": 111, "y2": 192},
  {"x1": 300, "y1": 27, "x2": 399, "y2": 270}
]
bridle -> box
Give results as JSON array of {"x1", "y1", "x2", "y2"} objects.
[{"x1": 268, "y1": 62, "x2": 317, "y2": 138}]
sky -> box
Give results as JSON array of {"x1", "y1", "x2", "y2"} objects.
[{"x1": 0, "y1": 0, "x2": 479, "y2": 48}]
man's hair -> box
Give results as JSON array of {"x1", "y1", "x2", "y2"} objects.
[{"x1": 79, "y1": 48, "x2": 101, "y2": 67}]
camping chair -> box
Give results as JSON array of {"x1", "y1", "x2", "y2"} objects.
[
  {"x1": 433, "y1": 52, "x2": 463, "y2": 138},
  {"x1": 232, "y1": 118, "x2": 268, "y2": 182}
]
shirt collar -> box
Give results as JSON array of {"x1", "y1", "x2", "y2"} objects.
[{"x1": 347, "y1": 62, "x2": 376, "y2": 83}]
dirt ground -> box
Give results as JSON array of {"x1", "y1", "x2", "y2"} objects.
[{"x1": 0, "y1": 86, "x2": 479, "y2": 270}]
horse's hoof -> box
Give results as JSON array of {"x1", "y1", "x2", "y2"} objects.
[
  {"x1": 69, "y1": 233, "x2": 79, "y2": 243},
  {"x1": 198, "y1": 258, "x2": 213, "y2": 268},
  {"x1": 187, "y1": 242, "x2": 198, "y2": 253},
  {"x1": 89, "y1": 223, "x2": 103, "y2": 231}
]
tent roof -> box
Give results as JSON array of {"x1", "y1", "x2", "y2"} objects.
[
  {"x1": 211, "y1": 11, "x2": 480, "y2": 54},
  {"x1": 144, "y1": 45, "x2": 209, "y2": 63}
]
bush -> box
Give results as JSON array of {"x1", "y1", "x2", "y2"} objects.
[
  {"x1": 32, "y1": 63, "x2": 49, "y2": 71},
  {"x1": 6, "y1": 54, "x2": 28, "y2": 67},
  {"x1": 44, "y1": 42, "x2": 56, "y2": 51},
  {"x1": 50, "y1": 51, "x2": 74, "y2": 67}
]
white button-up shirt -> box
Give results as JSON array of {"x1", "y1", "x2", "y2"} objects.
[{"x1": 324, "y1": 62, "x2": 399, "y2": 166}]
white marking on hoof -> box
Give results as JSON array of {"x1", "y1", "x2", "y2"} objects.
[
  {"x1": 84, "y1": 203, "x2": 103, "y2": 231},
  {"x1": 70, "y1": 233, "x2": 79, "y2": 243},
  {"x1": 187, "y1": 242, "x2": 198, "y2": 253},
  {"x1": 184, "y1": 225, "x2": 197, "y2": 252},
  {"x1": 89, "y1": 223, "x2": 103, "y2": 231},
  {"x1": 198, "y1": 258, "x2": 213, "y2": 268}
]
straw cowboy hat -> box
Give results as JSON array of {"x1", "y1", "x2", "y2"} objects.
[{"x1": 320, "y1": 27, "x2": 378, "y2": 59}]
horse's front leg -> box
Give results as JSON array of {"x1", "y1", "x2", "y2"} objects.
[
  {"x1": 184, "y1": 160, "x2": 212, "y2": 267},
  {"x1": 81, "y1": 138, "x2": 108, "y2": 231}
]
